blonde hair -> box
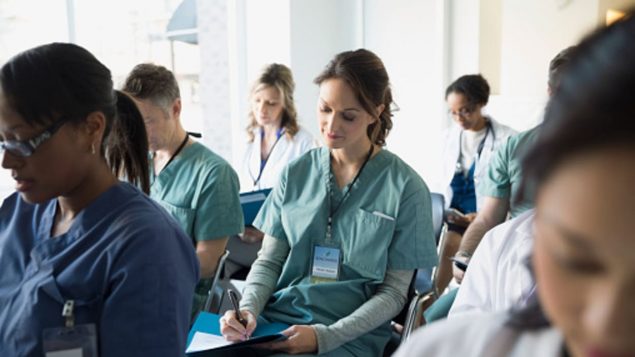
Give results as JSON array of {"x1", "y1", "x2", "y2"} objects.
[{"x1": 246, "y1": 63, "x2": 299, "y2": 142}]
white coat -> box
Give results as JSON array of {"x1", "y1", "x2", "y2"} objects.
[
  {"x1": 434, "y1": 117, "x2": 517, "y2": 210},
  {"x1": 239, "y1": 126, "x2": 317, "y2": 192},
  {"x1": 449, "y1": 210, "x2": 535, "y2": 317},
  {"x1": 394, "y1": 312, "x2": 564, "y2": 357}
]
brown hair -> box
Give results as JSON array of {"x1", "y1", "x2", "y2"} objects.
[
  {"x1": 246, "y1": 63, "x2": 299, "y2": 142},
  {"x1": 547, "y1": 46, "x2": 576, "y2": 92},
  {"x1": 314, "y1": 49, "x2": 393, "y2": 146}
]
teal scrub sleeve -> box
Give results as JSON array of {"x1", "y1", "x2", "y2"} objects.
[
  {"x1": 477, "y1": 136, "x2": 513, "y2": 199},
  {"x1": 194, "y1": 163, "x2": 244, "y2": 241},
  {"x1": 388, "y1": 186, "x2": 438, "y2": 270},
  {"x1": 252, "y1": 165, "x2": 288, "y2": 241}
]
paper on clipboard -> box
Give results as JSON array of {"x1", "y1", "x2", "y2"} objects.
[{"x1": 185, "y1": 312, "x2": 288, "y2": 354}]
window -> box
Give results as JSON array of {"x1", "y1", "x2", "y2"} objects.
[{"x1": 0, "y1": 0, "x2": 202, "y2": 200}]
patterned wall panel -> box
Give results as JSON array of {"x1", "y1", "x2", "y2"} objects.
[{"x1": 197, "y1": 0, "x2": 233, "y2": 160}]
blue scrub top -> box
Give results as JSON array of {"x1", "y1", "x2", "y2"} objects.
[
  {"x1": 449, "y1": 162, "x2": 477, "y2": 214},
  {"x1": 0, "y1": 182, "x2": 199, "y2": 357},
  {"x1": 254, "y1": 148, "x2": 438, "y2": 355}
]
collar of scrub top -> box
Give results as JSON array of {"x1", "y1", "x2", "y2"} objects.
[
  {"x1": 325, "y1": 144, "x2": 374, "y2": 242},
  {"x1": 151, "y1": 131, "x2": 201, "y2": 184},
  {"x1": 250, "y1": 127, "x2": 285, "y2": 188},
  {"x1": 455, "y1": 119, "x2": 494, "y2": 173}
]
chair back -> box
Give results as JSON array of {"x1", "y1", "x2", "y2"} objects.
[
  {"x1": 398, "y1": 192, "x2": 448, "y2": 341},
  {"x1": 402, "y1": 292, "x2": 437, "y2": 342},
  {"x1": 412, "y1": 192, "x2": 446, "y2": 294},
  {"x1": 202, "y1": 249, "x2": 230, "y2": 313},
  {"x1": 430, "y1": 192, "x2": 445, "y2": 245}
]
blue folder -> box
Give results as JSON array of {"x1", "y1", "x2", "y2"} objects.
[
  {"x1": 240, "y1": 188, "x2": 272, "y2": 226},
  {"x1": 186, "y1": 312, "x2": 288, "y2": 354}
]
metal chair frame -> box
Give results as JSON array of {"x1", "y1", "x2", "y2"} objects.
[{"x1": 202, "y1": 249, "x2": 230, "y2": 313}]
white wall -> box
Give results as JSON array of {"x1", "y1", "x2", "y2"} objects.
[
  {"x1": 228, "y1": 0, "x2": 292, "y2": 166},
  {"x1": 363, "y1": 0, "x2": 447, "y2": 186},
  {"x1": 244, "y1": 0, "x2": 291, "y2": 81},
  {"x1": 492, "y1": 0, "x2": 599, "y2": 131},
  {"x1": 218, "y1": 0, "x2": 625, "y2": 178},
  {"x1": 289, "y1": 0, "x2": 362, "y2": 139},
  {"x1": 449, "y1": 0, "x2": 481, "y2": 79},
  {"x1": 479, "y1": 0, "x2": 502, "y2": 94},
  {"x1": 500, "y1": 1, "x2": 598, "y2": 96},
  {"x1": 228, "y1": 0, "x2": 362, "y2": 168}
]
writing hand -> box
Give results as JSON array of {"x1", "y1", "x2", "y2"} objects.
[{"x1": 220, "y1": 309, "x2": 257, "y2": 342}]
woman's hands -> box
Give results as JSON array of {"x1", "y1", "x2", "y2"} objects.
[
  {"x1": 259, "y1": 325, "x2": 318, "y2": 355},
  {"x1": 220, "y1": 309, "x2": 257, "y2": 341},
  {"x1": 221, "y1": 310, "x2": 318, "y2": 355}
]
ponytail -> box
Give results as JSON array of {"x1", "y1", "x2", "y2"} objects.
[
  {"x1": 0, "y1": 43, "x2": 150, "y2": 194},
  {"x1": 104, "y1": 91, "x2": 150, "y2": 194}
]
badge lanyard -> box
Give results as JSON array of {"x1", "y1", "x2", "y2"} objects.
[
  {"x1": 325, "y1": 144, "x2": 374, "y2": 243},
  {"x1": 310, "y1": 144, "x2": 373, "y2": 284},
  {"x1": 455, "y1": 121, "x2": 492, "y2": 173},
  {"x1": 250, "y1": 127, "x2": 285, "y2": 188},
  {"x1": 251, "y1": 128, "x2": 284, "y2": 186},
  {"x1": 151, "y1": 131, "x2": 201, "y2": 185}
]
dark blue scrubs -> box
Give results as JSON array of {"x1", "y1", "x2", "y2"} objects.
[{"x1": 448, "y1": 162, "x2": 477, "y2": 234}]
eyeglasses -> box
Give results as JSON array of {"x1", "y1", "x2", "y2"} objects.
[
  {"x1": 448, "y1": 105, "x2": 476, "y2": 119},
  {"x1": 0, "y1": 117, "x2": 70, "y2": 157}
]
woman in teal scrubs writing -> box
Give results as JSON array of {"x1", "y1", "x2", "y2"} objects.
[{"x1": 220, "y1": 49, "x2": 438, "y2": 356}]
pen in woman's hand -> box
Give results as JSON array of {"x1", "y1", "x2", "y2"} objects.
[{"x1": 228, "y1": 289, "x2": 248, "y2": 328}]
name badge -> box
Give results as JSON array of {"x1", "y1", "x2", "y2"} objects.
[
  {"x1": 43, "y1": 300, "x2": 98, "y2": 357},
  {"x1": 310, "y1": 244, "x2": 341, "y2": 284},
  {"x1": 43, "y1": 324, "x2": 98, "y2": 357}
]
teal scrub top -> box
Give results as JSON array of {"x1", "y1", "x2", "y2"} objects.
[
  {"x1": 253, "y1": 147, "x2": 438, "y2": 356},
  {"x1": 477, "y1": 126, "x2": 540, "y2": 218},
  {"x1": 151, "y1": 142, "x2": 244, "y2": 316},
  {"x1": 150, "y1": 142, "x2": 244, "y2": 243}
]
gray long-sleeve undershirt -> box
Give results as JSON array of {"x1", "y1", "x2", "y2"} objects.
[{"x1": 240, "y1": 235, "x2": 413, "y2": 354}]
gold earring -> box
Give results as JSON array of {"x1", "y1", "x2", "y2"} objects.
[{"x1": 91, "y1": 143, "x2": 96, "y2": 155}]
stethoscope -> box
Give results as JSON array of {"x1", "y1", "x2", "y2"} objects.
[
  {"x1": 247, "y1": 127, "x2": 285, "y2": 189},
  {"x1": 455, "y1": 119, "x2": 495, "y2": 174}
]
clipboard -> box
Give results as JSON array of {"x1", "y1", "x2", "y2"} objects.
[
  {"x1": 185, "y1": 312, "x2": 288, "y2": 354},
  {"x1": 240, "y1": 188, "x2": 272, "y2": 226}
]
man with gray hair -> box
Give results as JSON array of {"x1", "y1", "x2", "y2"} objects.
[{"x1": 123, "y1": 64, "x2": 243, "y2": 318}]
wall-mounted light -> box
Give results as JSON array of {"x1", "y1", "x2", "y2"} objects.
[{"x1": 606, "y1": 9, "x2": 626, "y2": 26}]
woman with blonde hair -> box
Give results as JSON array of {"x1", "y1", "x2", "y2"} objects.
[
  {"x1": 240, "y1": 63, "x2": 315, "y2": 192},
  {"x1": 229, "y1": 64, "x2": 316, "y2": 276}
]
